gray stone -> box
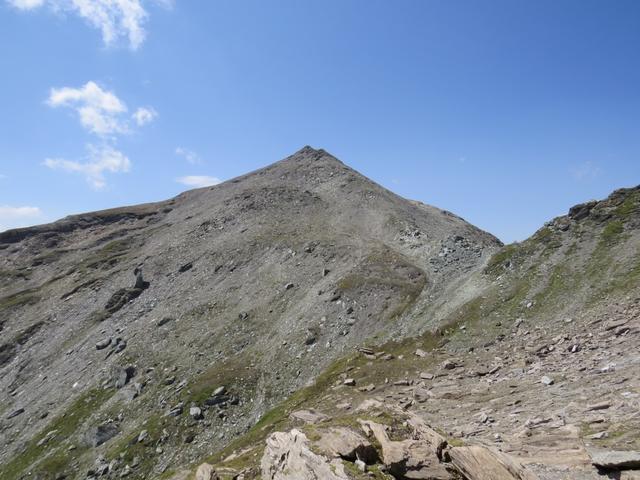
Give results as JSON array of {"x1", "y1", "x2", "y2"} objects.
[
  {"x1": 590, "y1": 450, "x2": 640, "y2": 470},
  {"x1": 85, "y1": 423, "x2": 119, "y2": 447},
  {"x1": 96, "y1": 338, "x2": 111, "y2": 350},
  {"x1": 6, "y1": 408, "x2": 24, "y2": 419}
]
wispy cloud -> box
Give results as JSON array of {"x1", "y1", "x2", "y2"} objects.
[
  {"x1": 570, "y1": 161, "x2": 602, "y2": 181},
  {"x1": 44, "y1": 81, "x2": 155, "y2": 188},
  {"x1": 132, "y1": 106, "x2": 157, "y2": 126},
  {"x1": 175, "y1": 147, "x2": 202, "y2": 165},
  {"x1": 7, "y1": 0, "x2": 45, "y2": 8},
  {"x1": 47, "y1": 81, "x2": 157, "y2": 135},
  {"x1": 176, "y1": 175, "x2": 221, "y2": 188},
  {"x1": 44, "y1": 144, "x2": 131, "y2": 189},
  {"x1": 6, "y1": 0, "x2": 151, "y2": 50},
  {"x1": 0, "y1": 205, "x2": 44, "y2": 232},
  {"x1": 48, "y1": 81, "x2": 129, "y2": 136}
]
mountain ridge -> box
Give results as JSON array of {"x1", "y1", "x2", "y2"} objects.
[
  {"x1": 0, "y1": 147, "x2": 501, "y2": 478},
  {"x1": 1, "y1": 149, "x2": 638, "y2": 480}
]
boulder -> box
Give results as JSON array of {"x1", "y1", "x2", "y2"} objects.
[
  {"x1": 590, "y1": 450, "x2": 640, "y2": 470},
  {"x1": 315, "y1": 427, "x2": 377, "y2": 463},
  {"x1": 289, "y1": 409, "x2": 329, "y2": 424},
  {"x1": 261, "y1": 429, "x2": 349, "y2": 480},
  {"x1": 111, "y1": 365, "x2": 135, "y2": 389},
  {"x1": 359, "y1": 420, "x2": 452, "y2": 479},
  {"x1": 195, "y1": 463, "x2": 218, "y2": 480},
  {"x1": 448, "y1": 445, "x2": 539, "y2": 480},
  {"x1": 96, "y1": 338, "x2": 111, "y2": 350},
  {"x1": 6, "y1": 408, "x2": 24, "y2": 419},
  {"x1": 85, "y1": 423, "x2": 119, "y2": 447}
]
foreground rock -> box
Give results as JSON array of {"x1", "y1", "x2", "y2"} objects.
[
  {"x1": 261, "y1": 429, "x2": 350, "y2": 480},
  {"x1": 590, "y1": 450, "x2": 640, "y2": 470},
  {"x1": 448, "y1": 445, "x2": 539, "y2": 480},
  {"x1": 360, "y1": 419, "x2": 452, "y2": 479},
  {"x1": 315, "y1": 427, "x2": 377, "y2": 463},
  {"x1": 195, "y1": 462, "x2": 219, "y2": 480}
]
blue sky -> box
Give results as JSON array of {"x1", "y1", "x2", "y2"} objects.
[{"x1": 0, "y1": 0, "x2": 638, "y2": 242}]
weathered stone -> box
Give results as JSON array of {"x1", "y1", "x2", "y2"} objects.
[
  {"x1": 590, "y1": 449, "x2": 640, "y2": 470},
  {"x1": 289, "y1": 409, "x2": 329, "y2": 424},
  {"x1": 6, "y1": 408, "x2": 24, "y2": 419},
  {"x1": 96, "y1": 338, "x2": 111, "y2": 350},
  {"x1": 261, "y1": 429, "x2": 349, "y2": 479},
  {"x1": 212, "y1": 386, "x2": 226, "y2": 396},
  {"x1": 166, "y1": 403, "x2": 184, "y2": 417},
  {"x1": 586, "y1": 401, "x2": 611, "y2": 411},
  {"x1": 85, "y1": 423, "x2": 119, "y2": 447},
  {"x1": 448, "y1": 445, "x2": 538, "y2": 480},
  {"x1": 157, "y1": 317, "x2": 174, "y2": 327},
  {"x1": 315, "y1": 427, "x2": 377, "y2": 463},
  {"x1": 442, "y1": 359, "x2": 457, "y2": 370},
  {"x1": 195, "y1": 463, "x2": 219, "y2": 480},
  {"x1": 359, "y1": 420, "x2": 451, "y2": 479},
  {"x1": 112, "y1": 365, "x2": 135, "y2": 389}
]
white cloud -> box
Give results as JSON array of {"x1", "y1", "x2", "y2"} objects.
[
  {"x1": 132, "y1": 106, "x2": 157, "y2": 126},
  {"x1": 43, "y1": 82, "x2": 154, "y2": 187},
  {"x1": 44, "y1": 144, "x2": 131, "y2": 189},
  {"x1": 176, "y1": 175, "x2": 221, "y2": 188},
  {"x1": 6, "y1": 0, "x2": 149, "y2": 50},
  {"x1": 48, "y1": 81, "x2": 128, "y2": 135},
  {"x1": 175, "y1": 147, "x2": 202, "y2": 165},
  {"x1": 570, "y1": 161, "x2": 602, "y2": 181},
  {"x1": 7, "y1": 0, "x2": 45, "y2": 9},
  {"x1": 0, "y1": 205, "x2": 43, "y2": 232}
]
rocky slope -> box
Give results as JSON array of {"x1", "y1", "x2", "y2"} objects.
[
  {"x1": 2, "y1": 147, "x2": 639, "y2": 480},
  {"x1": 0, "y1": 147, "x2": 501, "y2": 479},
  {"x1": 189, "y1": 184, "x2": 640, "y2": 480}
]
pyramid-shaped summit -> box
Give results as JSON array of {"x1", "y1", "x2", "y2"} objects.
[{"x1": 0, "y1": 147, "x2": 501, "y2": 477}]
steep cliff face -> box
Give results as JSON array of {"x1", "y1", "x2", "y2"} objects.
[{"x1": 0, "y1": 147, "x2": 501, "y2": 479}]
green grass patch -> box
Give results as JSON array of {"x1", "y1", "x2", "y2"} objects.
[
  {"x1": 485, "y1": 244, "x2": 518, "y2": 276},
  {"x1": 0, "y1": 288, "x2": 41, "y2": 312},
  {"x1": 106, "y1": 414, "x2": 166, "y2": 477},
  {"x1": 601, "y1": 220, "x2": 624, "y2": 245},
  {"x1": 0, "y1": 387, "x2": 114, "y2": 479},
  {"x1": 614, "y1": 191, "x2": 639, "y2": 218}
]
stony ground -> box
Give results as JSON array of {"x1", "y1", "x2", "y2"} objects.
[
  {"x1": 192, "y1": 184, "x2": 640, "y2": 479},
  {"x1": 0, "y1": 147, "x2": 500, "y2": 479},
  {"x1": 1, "y1": 147, "x2": 638, "y2": 480},
  {"x1": 197, "y1": 289, "x2": 640, "y2": 479}
]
